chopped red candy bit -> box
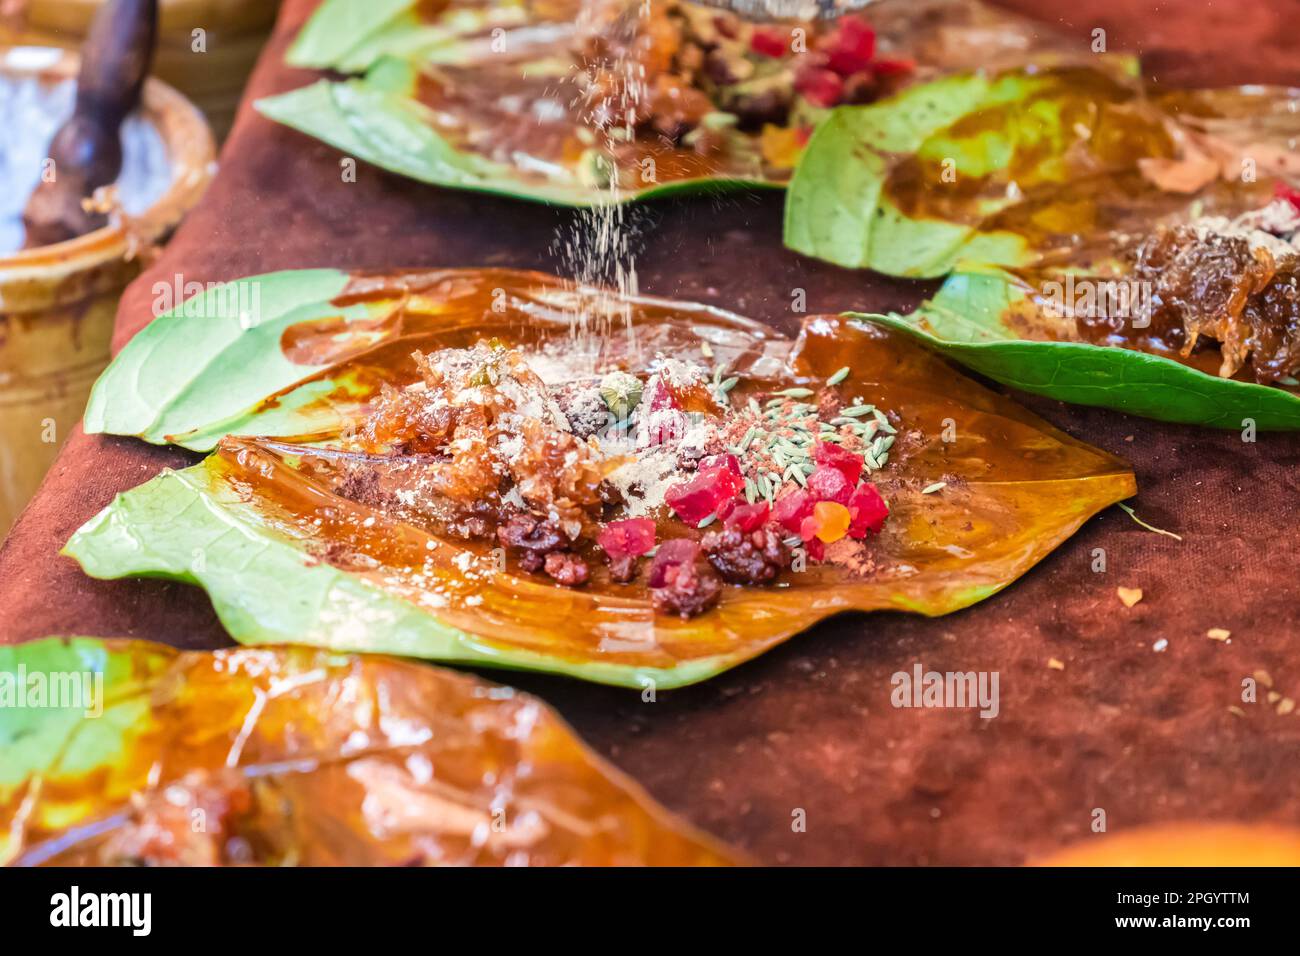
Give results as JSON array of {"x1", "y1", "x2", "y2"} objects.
[
  {"x1": 643, "y1": 373, "x2": 681, "y2": 412},
  {"x1": 822, "y1": 17, "x2": 876, "y2": 77},
  {"x1": 847, "y1": 483, "x2": 889, "y2": 538},
  {"x1": 597, "y1": 518, "x2": 656, "y2": 560},
  {"x1": 807, "y1": 465, "x2": 853, "y2": 505},
  {"x1": 699, "y1": 453, "x2": 742, "y2": 477},
  {"x1": 721, "y1": 500, "x2": 770, "y2": 533},
  {"x1": 813, "y1": 441, "x2": 864, "y2": 485},
  {"x1": 871, "y1": 56, "x2": 916, "y2": 78},
  {"x1": 1275, "y1": 180, "x2": 1300, "y2": 212},
  {"x1": 805, "y1": 537, "x2": 825, "y2": 562},
  {"x1": 799, "y1": 513, "x2": 820, "y2": 543},
  {"x1": 794, "y1": 66, "x2": 845, "y2": 109},
  {"x1": 750, "y1": 26, "x2": 789, "y2": 58},
  {"x1": 648, "y1": 538, "x2": 700, "y2": 588},
  {"x1": 773, "y1": 486, "x2": 815, "y2": 533},
  {"x1": 665, "y1": 466, "x2": 743, "y2": 527}
]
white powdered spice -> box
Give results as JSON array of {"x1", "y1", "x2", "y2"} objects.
[
  {"x1": 1190, "y1": 200, "x2": 1300, "y2": 261},
  {"x1": 550, "y1": 3, "x2": 653, "y2": 367},
  {"x1": 608, "y1": 447, "x2": 680, "y2": 517}
]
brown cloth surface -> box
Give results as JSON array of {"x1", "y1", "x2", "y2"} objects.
[{"x1": 3, "y1": 0, "x2": 1300, "y2": 865}]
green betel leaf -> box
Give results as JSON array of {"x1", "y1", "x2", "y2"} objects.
[
  {"x1": 0, "y1": 638, "x2": 740, "y2": 865},
  {"x1": 62, "y1": 460, "x2": 738, "y2": 689},
  {"x1": 287, "y1": 0, "x2": 557, "y2": 73},
  {"x1": 69, "y1": 268, "x2": 1135, "y2": 688},
  {"x1": 0, "y1": 637, "x2": 166, "y2": 828},
  {"x1": 784, "y1": 64, "x2": 1157, "y2": 277},
  {"x1": 265, "y1": 1, "x2": 927, "y2": 205},
  {"x1": 784, "y1": 72, "x2": 1021, "y2": 276},
  {"x1": 786, "y1": 64, "x2": 1300, "y2": 425},
  {"x1": 858, "y1": 271, "x2": 1300, "y2": 430},
  {"x1": 83, "y1": 269, "x2": 356, "y2": 450},
  {"x1": 286, "y1": 0, "x2": 423, "y2": 69},
  {"x1": 254, "y1": 72, "x2": 774, "y2": 207}
]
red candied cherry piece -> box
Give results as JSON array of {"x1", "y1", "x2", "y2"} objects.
[
  {"x1": 773, "y1": 486, "x2": 815, "y2": 533},
  {"x1": 794, "y1": 66, "x2": 845, "y2": 108},
  {"x1": 699, "y1": 453, "x2": 742, "y2": 477},
  {"x1": 648, "y1": 538, "x2": 700, "y2": 588},
  {"x1": 722, "y1": 500, "x2": 770, "y2": 533},
  {"x1": 665, "y1": 466, "x2": 744, "y2": 527},
  {"x1": 847, "y1": 483, "x2": 889, "y2": 538},
  {"x1": 597, "y1": 518, "x2": 657, "y2": 560},
  {"x1": 807, "y1": 464, "x2": 853, "y2": 505},
  {"x1": 823, "y1": 17, "x2": 876, "y2": 76},
  {"x1": 750, "y1": 26, "x2": 789, "y2": 58},
  {"x1": 871, "y1": 56, "x2": 915, "y2": 78},
  {"x1": 813, "y1": 441, "x2": 864, "y2": 485},
  {"x1": 1274, "y1": 180, "x2": 1300, "y2": 212},
  {"x1": 644, "y1": 373, "x2": 682, "y2": 412}
]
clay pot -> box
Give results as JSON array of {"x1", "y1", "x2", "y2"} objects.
[
  {"x1": 0, "y1": 45, "x2": 214, "y2": 535},
  {"x1": 1, "y1": 0, "x2": 280, "y2": 140}
]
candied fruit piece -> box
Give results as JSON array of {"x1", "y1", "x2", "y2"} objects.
[
  {"x1": 597, "y1": 518, "x2": 657, "y2": 560},
  {"x1": 871, "y1": 56, "x2": 916, "y2": 78},
  {"x1": 1274, "y1": 181, "x2": 1300, "y2": 213},
  {"x1": 813, "y1": 441, "x2": 864, "y2": 485},
  {"x1": 648, "y1": 538, "x2": 701, "y2": 588},
  {"x1": 799, "y1": 514, "x2": 820, "y2": 542},
  {"x1": 794, "y1": 66, "x2": 845, "y2": 109},
  {"x1": 807, "y1": 464, "x2": 853, "y2": 505},
  {"x1": 699, "y1": 453, "x2": 743, "y2": 477},
  {"x1": 774, "y1": 486, "x2": 815, "y2": 533},
  {"x1": 720, "y1": 500, "x2": 770, "y2": 533},
  {"x1": 822, "y1": 17, "x2": 876, "y2": 76},
  {"x1": 665, "y1": 466, "x2": 743, "y2": 528},
  {"x1": 750, "y1": 26, "x2": 789, "y2": 58},
  {"x1": 847, "y1": 483, "x2": 889, "y2": 537},
  {"x1": 812, "y1": 501, "x2": 851, "y2": 543},
  {"x1": 644, "y1": 372, "x2": 683, "y2": 411}
]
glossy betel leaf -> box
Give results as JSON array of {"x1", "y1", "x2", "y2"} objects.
[
  {"x1": 266, "y1": 0, "x2": 1105, "y2": 206},
  {"x1": 0, "y1": 638, "x2": 740, "y2": 866},
  {"x1": 784, "y1": 63, "x2": 1173, "y2": 278},
  {"x1": 68, "y1": 268, "x2": 1135, "y2": 688},
  {"x1": 857, "y1": 271, "x2": 1300, "y2": 430},
  {"x1": 786, "y1": 64, "x2": 1300, "y2": 425},
  {"x1": 287, "y1": 0, "x2": 571, "y2": 74},
  {"x1": 255, "y1": 66, "x2": 774, "y2": 208},
  {"x1": 260, "y1": 0, "x2": 794, "y2": 206},
  {"x1": 84, "y1": 269, "x2": 355, "y2": 449}
]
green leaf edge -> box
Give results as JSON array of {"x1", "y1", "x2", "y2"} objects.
[
  {"x1": 83, "y1": 269, "x2": 356, "y2": 450},
  {"x1": 854, "y1": 274, "x2": 1300, "y2": 430},
  {"x1": 254, "y1": 78, "x2": 783, "y2": 208},
  {"x1": 0, "y1": 637, "x2": 160, "y2": 808},
  {"x1": 61, "y1": 465, "x2": 733, "y2": 690},
  {"x1": 286, "y1": 0, "x2": 418, "y2": 68}
]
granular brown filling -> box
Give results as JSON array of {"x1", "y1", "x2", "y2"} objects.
[{"x1": 1093, "y1": 225, "x2": 1300, "y2": 383}]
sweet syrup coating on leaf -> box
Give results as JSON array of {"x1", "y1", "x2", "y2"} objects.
[
  {"x1": 64, "y1": 269, "x2": 1136, "y2": 687},
  {"x1": 0, "y1": 639, "x2": 740, "y2": 866},
  {"x1": 1104, "y1": 208, "x2": 1300, "y2": 383},
  {"x1": 356, "y1": 341, "x2": 612, "y2": 542}
]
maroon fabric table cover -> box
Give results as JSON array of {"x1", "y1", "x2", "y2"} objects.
[{"x1": 2, "y1": 0, "x2": 1299, "y2": 865}]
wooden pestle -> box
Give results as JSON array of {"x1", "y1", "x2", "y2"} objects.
[{"x1": 21, "y1": 0, "x2": 159, "y2": 249}]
